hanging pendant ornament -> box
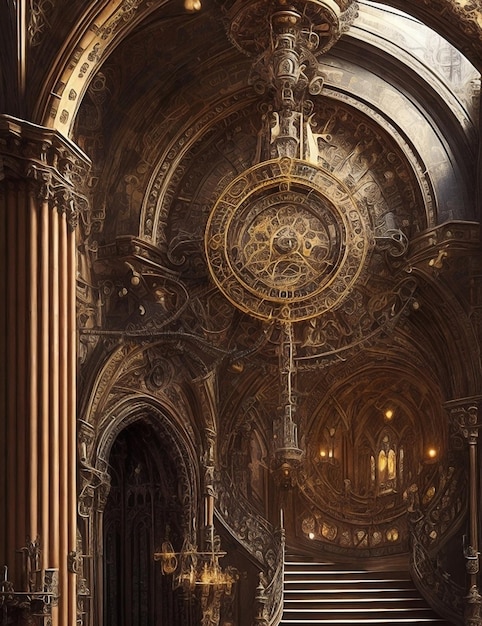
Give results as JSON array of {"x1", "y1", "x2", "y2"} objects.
[
  {"x1": 206, "y1": 0, "x2": 363, "y2": 490},
  {"x1": 206, "y1": 0, "x2": 369, "y2": 323},
  {"x1": 273, "y1": 321, "x2": 305, "y2": 487},
  {"x1": 226, "y1": 0, "x2": 359, "y2": 60}
]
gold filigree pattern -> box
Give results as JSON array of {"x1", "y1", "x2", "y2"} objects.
[
  {"x1": 205, "y1": 157, "x2": 372, "y2": 321},
  {"x1": 226, "y1": 0, "x2": 358, "y2": 58},
  {"x1": 237, "y1": 196, "x2": 340, "y2": 290}
]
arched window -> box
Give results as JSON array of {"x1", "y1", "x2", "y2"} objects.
[{"x1": 377, "y1": 432, "x2": 397, "y2": 494}]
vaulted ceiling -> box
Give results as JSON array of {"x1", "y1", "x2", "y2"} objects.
[{"x1": 8, "y1": 0, "x2": 479, "y2": 558}]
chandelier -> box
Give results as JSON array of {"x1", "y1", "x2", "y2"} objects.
[
  {"x1": 155, "y1": 479, "x2": 237, "y2": 603},
  {"x1": 205, "y1": 1, "x2": 362, "y2": 487},
  {"x1": 154, "y1": 534, "x2": 236, "y2": 595}
]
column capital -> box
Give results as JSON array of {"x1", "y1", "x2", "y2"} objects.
[
  {"x1": 445, "y1": 397, "x2": 482, "y2": 444},
  {"x1": 0, "y1": 114, "x2": 91, "y2": 230}
]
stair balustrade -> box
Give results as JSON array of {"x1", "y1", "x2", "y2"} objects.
[
  {"x1": 215, "y1": 477, "x2": 285, "y2": 626},
  {"x1": 407, "y1": 460, "x2": 467, "y2": 624}
]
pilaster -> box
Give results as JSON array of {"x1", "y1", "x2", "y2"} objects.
[{"x1": 0, "y1": 115, "x2": 90, "y2": 626}]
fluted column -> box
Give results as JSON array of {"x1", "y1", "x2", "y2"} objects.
[
  {"x1": 447, "y1": 398, "x2": 482, "y2": 626},
  {"x1": 0, "y1": 115, "x2": 90, "y2": 625}
]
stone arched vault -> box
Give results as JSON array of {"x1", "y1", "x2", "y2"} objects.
[
  {"x1": 68, "y1": 1, "x2": 479, "y2": 249},
  {"x1": 77, "y1": 338, "x2": 229, "y2": 541},
  {"x1": 72, "y1": 0, "x2": 482, "y2": 492},
  {"x1": 2, "y1": 2, "x2": 482, "y2": 625},
  {"x1": 40, "y1": 0, "x2": 482, "y2": 585},
  {"x1": 3, "y1": 0, "x2": 479, "y2": 133}
]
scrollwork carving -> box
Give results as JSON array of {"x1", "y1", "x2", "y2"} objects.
[
  {"x1": 411, "y1": 537, "x2": 465, "y2": 624},
  {"x1": 216, "y1": 476, "x2": 276, "y2": 569},
  {"x1": 226, "y1": 0, "x2": 358, "y2": 59},
  {"x1": 449, "y1": 401, "x2": 481, "y2": 445},
  {"x1": 95, "y1": 0, "x2": 144, "y2": 40},
  {"x1": 28, "y1": 0, "x2": 55, "y2": 47},
  {"x1": 78, "y1": 465, "x2": 112, "y2": 517}
]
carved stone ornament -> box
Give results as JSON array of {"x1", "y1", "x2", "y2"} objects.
[
  {"x1": 226, "y1": 0, "x2": 358, "y2": 59},
  {"x1": 205, "y1": 157, "x2": 372, "y2": 322}
]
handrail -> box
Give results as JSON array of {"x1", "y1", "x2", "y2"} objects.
[
  {"x1": 410, "y1": 535, "x2": 464, "y2": 625},
  {"x1": 408, "y1": 459, "x2": 467, "y2": 624},
  {"x1": 215, "y1": 477, "x2": 274, "y2": 568},
  {"x1": 215, "y1": 477, "x2": 285, "y2": 626},
  {"x1": 408, "y1": 460, "x2": 467, "y2": 556},
  {"x1": 253, "y1": 529, "x2": 285, "y2": 626}
]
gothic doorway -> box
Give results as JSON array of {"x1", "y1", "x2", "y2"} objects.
[{"x1": 103, "y1": 419, "x2": 198, "y2": 626}]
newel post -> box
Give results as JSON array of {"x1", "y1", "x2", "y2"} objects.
[{"x1": 447, "y1": 398, "x2": 482, "y2": 626}]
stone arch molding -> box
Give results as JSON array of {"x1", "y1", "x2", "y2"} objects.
[
  {"x1": 41, "y1": 0, "x2": 482, "y2": 138},
  {"x1": 78, "y1": 395, "x2": 199, "y2": 525}
]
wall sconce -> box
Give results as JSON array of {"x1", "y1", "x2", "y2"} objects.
[
  {"x1": 422, "y1": 447, "x2": 439, "y2": 464},
  {"x1": 319, "y1": 446, "x2": 334, "y2": 462}
]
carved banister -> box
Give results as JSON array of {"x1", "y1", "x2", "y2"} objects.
[
  {"x1": 253, "y1": 529, "x2": 285, "y2": 626},
  {"x1": 215, "y1": 477, "x2": 275, "y2": 568},
  {"x1": 410, "y1": 535, "x2": 464, "y2": 625},
  {"x1": 406, "y1": 403, "x2": 469, "y2": 624},
  {"x1": 214, "y1": 477, "x2": 285, "y2": 625},
  {"x1": 407, "y1": 459, "x2": 467, "y2": 555}
]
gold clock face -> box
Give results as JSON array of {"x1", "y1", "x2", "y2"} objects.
[{"x1": 205, "y1": 158, "x2": 372, "y2": 322}]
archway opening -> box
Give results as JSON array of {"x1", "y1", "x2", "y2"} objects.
[{"x1": 103, "y1": 419, "x2": 198, "y2": 626}]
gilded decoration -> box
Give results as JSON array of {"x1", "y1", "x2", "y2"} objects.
[
  {"x1": 65, "y1": 1, "x2": 482, "y2": 624},
  {"x1": 205, "y1": 157, "x2": 372, "y2": 322},
  {"x1": 28, "y1": 0, "x2": 55, "y2": 47},
  {"x1": 226, "y1": 0, "x2": 358, "y2": 59}
]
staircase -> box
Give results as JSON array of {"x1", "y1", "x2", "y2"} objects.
[{"x1": 281, "y1": 561, "x2": 454, "y2": 625}]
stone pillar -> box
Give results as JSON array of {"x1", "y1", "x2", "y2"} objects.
[
  {"x1": 0, "y1": 115, "x2": 90, "y2": 625},
  {"x1": 447, "y1": 398, "x2": 482, "y2": 626}
]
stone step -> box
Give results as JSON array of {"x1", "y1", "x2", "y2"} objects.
[{"x1": 280, "y1": 561, "x2": 453, "y2": 626}]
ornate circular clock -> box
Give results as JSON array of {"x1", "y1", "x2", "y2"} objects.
[{"x1": 205, "y1": 157, "x2": 373, "y2": 322}]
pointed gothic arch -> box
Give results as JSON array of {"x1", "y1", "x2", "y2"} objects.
[
  {"x1": 103, "y1": 418, "x2": 197, "y2": 626},
  {"x1": 78, "y1": 397, "x2": 200, "y2": 626}
]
